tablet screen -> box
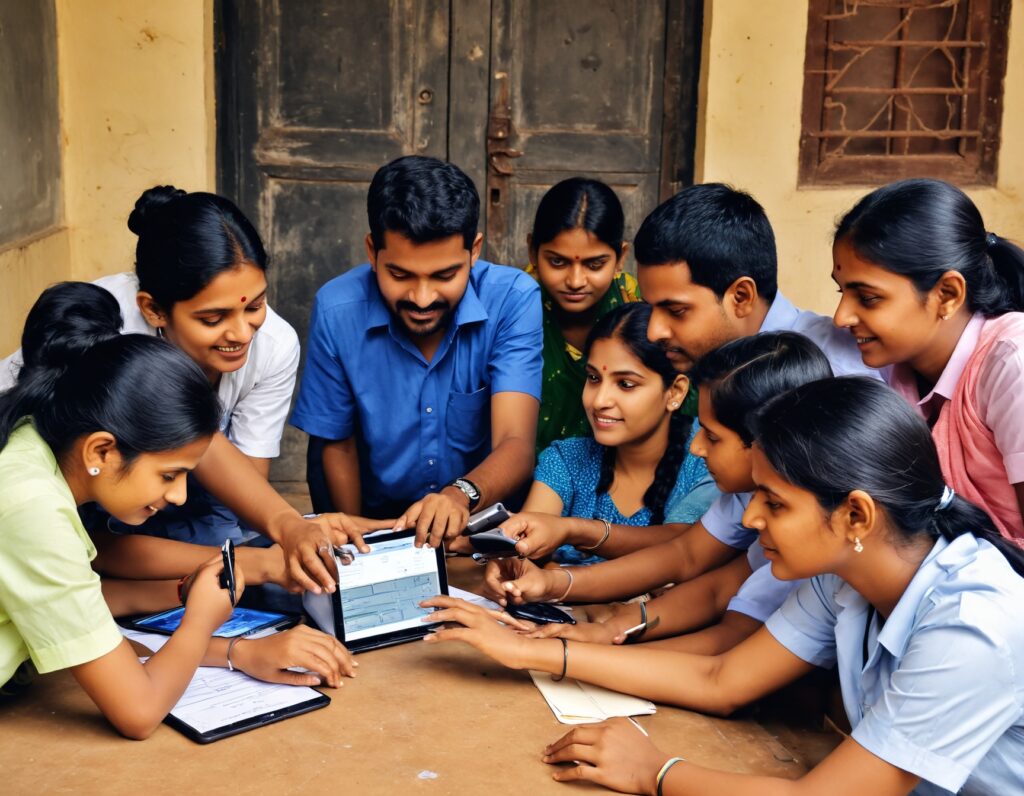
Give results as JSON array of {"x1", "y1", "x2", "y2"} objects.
[
  {"x1": 132, "y1": 606, "x2": 292, "y2": 637},
  {"x1": 335, "y1": 535, "x2": 443, "y2": 642}
]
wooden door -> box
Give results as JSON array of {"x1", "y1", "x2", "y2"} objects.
[{"x1": 218, "y1": 0, "x2": 700, "y2": 480}]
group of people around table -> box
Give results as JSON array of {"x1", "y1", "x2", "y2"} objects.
[{"x1": 1, "y1": 154, "x2": 1022, "y2": 796}]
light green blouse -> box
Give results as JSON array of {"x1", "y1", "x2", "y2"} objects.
[{"x1": 0, "y1": 420, "x2": 122, "y2": 685}]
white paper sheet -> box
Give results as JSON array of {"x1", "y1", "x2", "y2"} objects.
[
  {"x1": 529, "y1": 671, "x2": 657, "y2": 724},
  {"x1": 448, "y1": 586, "x2": 503, "y2": 612},
  {"x1": 168, "y1": 666, "x2": 323, "y2": 734}
]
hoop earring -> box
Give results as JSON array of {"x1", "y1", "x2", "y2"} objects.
[
  {"x1": 853, "y1": 537, "x2": 864, "y2": 553},
  {"x1": 88, "y1": 467, "x2": 101, "y2": 477}
]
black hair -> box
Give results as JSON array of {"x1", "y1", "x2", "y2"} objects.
[
  {"x1": 529, "y1": 178, "x2": 625, "y2": 257},
  {"x1": 584, "y1": 302, "x2": 693, "y2": 525},
  {"x1": 835, "y1": 178, "x2": 1024, "y2": 316},
  {"x1": 367, "y1": 156, "x2": 480, "y2": 252},
  {"x1": 128, "y1": 185, "x2": 268, "y2": 311},
  {"x1": 752, "y1": 377, "x2": 1024, "y2": 577},
  {"x1": 690, "y1": 332, "x2": 834, "y2": 445},
  {"x1": 0, "y1": 283, "x2": 221, "y2": 465},
  {"x1": 633, "y1": 183, "x2": 778, "y2": 301}
]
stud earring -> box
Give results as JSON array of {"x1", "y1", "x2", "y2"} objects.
[
  {"x1": 670, "y1": 402, "x2": 679, "y2": 409},
  {"x1": 853, "y1": 537, "x2": 864, "y2": 553},
  {"x1": 940, "y1": 314, "x2": 950, "y2": 321},
  {"x1": 88, "y1": 467, "x2": 101, "y2": 477}
]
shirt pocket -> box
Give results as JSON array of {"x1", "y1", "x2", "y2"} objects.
[{"x1": 446, "y1": 386, "x2": 490, "y2": 453}]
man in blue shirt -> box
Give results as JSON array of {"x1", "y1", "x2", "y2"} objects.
[{"x1": 291, "y1": 156, "x2": 542, "y2": 549}]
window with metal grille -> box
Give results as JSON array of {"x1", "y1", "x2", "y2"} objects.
[{"x1": 799, "y1": 0, "x2": 1010, "y2": 186}]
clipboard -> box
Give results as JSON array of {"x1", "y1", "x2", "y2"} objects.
[{"x1": 163, "y1": 665, "x2": 330, "y2": 744}]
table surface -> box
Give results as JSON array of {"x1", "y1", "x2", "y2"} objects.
[{"x1": 1, "y1": 560, "x2": 839, "y2": 795}]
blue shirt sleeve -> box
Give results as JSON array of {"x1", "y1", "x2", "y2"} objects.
[
  {"x1": 289, "y1": 293, "x2": 356, "y2": 440},
  {"x1": 488, "y1": 276, "x2": 543, "y2": 399},
  {"x1": 727, "y1": 564, "x2": 802, "y2": 623},
  {"x1": 700, "y1": 493, "x2": 758, "y2": 549},
  {"x1": 534, "y1": 439, "x2": 580, "y2": 516},
  {"x1": 851, "y1": 596, "x2": 1024, "y2": 793},
  {"x1": 764, "y1": 576, "x2": 840, "y2": 668}
]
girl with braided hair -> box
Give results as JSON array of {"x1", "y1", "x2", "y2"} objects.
[{"x1": 495, "y1": 302, "x2": 717, "y2": 568}]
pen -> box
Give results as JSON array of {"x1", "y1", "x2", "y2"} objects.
[{"x1": 621, "y1": 621, "x2": 646, "y2": 638}]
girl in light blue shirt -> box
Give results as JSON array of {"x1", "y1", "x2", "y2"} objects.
[{"x1": 424, "y1": 377, "x2": 1024, "y2": 795}]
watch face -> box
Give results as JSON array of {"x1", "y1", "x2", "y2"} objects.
[{"x1": 457, "y1": 479, "x2": 480, "y2": 499}]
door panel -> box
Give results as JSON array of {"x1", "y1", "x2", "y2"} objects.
[
  {"x1": 219, "y1": 0, "x2": 450, "y2": 479},
  {"x1": 484, "y1": 0, "x2": 667, "y2": 267}
]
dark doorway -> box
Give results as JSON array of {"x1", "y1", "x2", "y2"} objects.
[{"x1": 217, "y1": 0, "x2": 702, "y2": 479}]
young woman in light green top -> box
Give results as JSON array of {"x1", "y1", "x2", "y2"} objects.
[{"x1": 0, "y1": 283, "x2": 354, "y2": 738}]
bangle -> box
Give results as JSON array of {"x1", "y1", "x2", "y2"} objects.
[
  {"x1": 580, "y1": 519, "x2": 611, "y2": 551},
  {"x1": 656, "y1": 757, "x2": 685, "y2": 796},
  {"x1": 624, "y1": 601, "x2": 648, "y2": 645},
  {"x1": 551, "y1": 567, "x2": 574, "y2": 603},
  {"x1": 550, "y1": 637, "x2": 568, "y2": 682},
  {"x1": 226, "y1": 636, "x2": 244, "y2": 672}
]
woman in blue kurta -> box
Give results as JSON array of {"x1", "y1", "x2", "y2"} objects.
[{"x1": 499, "y1": 302, "x2": 717, "y2": 566}]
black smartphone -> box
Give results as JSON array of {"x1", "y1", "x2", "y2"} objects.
[
  {"x1": 467, "y1": 528, "x2": 519, "y2": 562},
  {"x1": 506, "y1": 602, "x2": 576, "y2": 625},
  {"x1": 218, "y1": 539, "x2": 236, "y2": 606}
]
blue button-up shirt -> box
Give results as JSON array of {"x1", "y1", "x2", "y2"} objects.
[
  {"x1": 291, "y1": 260, "x2": 542, "y2": 515},
  {"x1": 767, "y1": 534, "x2": 1024, "y2": 795}
]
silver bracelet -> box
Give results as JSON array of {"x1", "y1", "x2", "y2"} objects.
[
  {"x1": 226, "y1": 636, "x2": 244, "y2": 672},
  {"x1": 550, "y1": 567, "x2": 574, "y2": 603},
  {"x1": 579, "y1": 519, "x2": 611, "y2": 552}
]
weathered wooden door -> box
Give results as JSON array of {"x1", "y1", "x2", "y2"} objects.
[{"x1": 218, "y1": 0, "x2": 700, "y2": 480}]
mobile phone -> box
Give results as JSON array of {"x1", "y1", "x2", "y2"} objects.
[
  {"x1": 506, "y1": 602, "x2": 576, "y2": 625},
  {"x1": 463, "y1": 503, "x2": 510, "y2": 536},
  {"x1": 219, "y1": 539, "x2": 236, "y2": 606},
  {"x1": 122, "y1": 606, "x2": 299, "y2": 637},
  {"x1": 467, "y1": 528, "x2": 520, "y2": 562}
]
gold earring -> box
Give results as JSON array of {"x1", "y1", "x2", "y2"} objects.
[{"x1": 853, "y1": 537, "x2": 864, "y2": 553}]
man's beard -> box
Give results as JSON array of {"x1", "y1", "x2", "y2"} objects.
[{"x1": 394, "y1": 299, "x2": 455, "y2": 337}]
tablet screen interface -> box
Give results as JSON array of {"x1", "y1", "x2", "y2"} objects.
[
  {"x1": 336, "y1": 536, "x2": 442, "y2": 642},
  {"x1": 133, "y1": 606, "x2": 291, "y2": 637}
]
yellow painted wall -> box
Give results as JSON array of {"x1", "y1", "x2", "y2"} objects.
[
  {"x1": 0, "y1": 0, "x2": 214, "y2": 353},
  {"x1": 696, "y1": 0, "x2": 1024, "y2": 317}
]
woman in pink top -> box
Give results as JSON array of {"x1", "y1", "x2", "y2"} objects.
[{"x1": 831, "y1": 178, "x2": 1024, "y2": 544}]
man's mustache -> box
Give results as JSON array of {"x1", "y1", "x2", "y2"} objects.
[{"x1": 396, "y1": 300, "x2": 450, "y2": 314}]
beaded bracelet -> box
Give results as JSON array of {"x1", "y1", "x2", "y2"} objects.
[{"x1": 656, "y1": 757, "x2": 685, "y2": 796}]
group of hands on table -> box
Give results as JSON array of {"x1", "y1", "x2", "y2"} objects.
[{"x1": 197, "y1": 506, "x2": 664, "y2": 793}]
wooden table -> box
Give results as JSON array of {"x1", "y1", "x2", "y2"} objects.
[{"x1": 0, "y1": 561, "x2": 838, "y2": 795}]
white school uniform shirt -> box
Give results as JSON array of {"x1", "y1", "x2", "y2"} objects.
[
  {"x1": 766, "y1": 534, "x2": 1024, "y2": 795},
  {"x1": 0, "y1": 272, "x2": 300, "y2": 458}
]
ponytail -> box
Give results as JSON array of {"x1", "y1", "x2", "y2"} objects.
[
  {"x1": 0, "y1": 283, "x2": 221, "y2": 462},
  {"x1": 836, "y1": 178, "x2": 1024, "y2": 316},
  {"x1": 0, "y1": 282, "x2": 123, "y2": 448},
  {"x1": 752, "y1": 377, "x2": 1024, "y2": 577}
]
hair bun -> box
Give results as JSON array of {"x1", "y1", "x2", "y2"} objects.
[
  {"x1": 127, "y1": 185, "x2": 186, "y2": 236},
  {"x1": 21, "y1": 282, "x2": 124, "y2": 373}
]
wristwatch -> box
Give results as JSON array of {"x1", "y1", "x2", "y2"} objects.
[{"x1": 446, "y1": 477, "x2": 481, "y2": 510}]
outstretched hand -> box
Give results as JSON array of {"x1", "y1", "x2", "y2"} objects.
[
  {"x1": 419, "y1": 595, "x2": 537, "y2": 669},
  {"x1": 544, "y1": 717, "x2": 674, "y2": 794}
]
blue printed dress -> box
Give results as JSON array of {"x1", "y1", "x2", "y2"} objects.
[{"x1": 534, "y1": 425, "x2": 719, "y2": 565}]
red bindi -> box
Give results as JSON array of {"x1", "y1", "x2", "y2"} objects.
[
  {"x1": 601, "y1": 365, "x2": 607, "y2": 371},
  {"x1": 240, "y1": 296, "x2": 247, "y2": 302}
]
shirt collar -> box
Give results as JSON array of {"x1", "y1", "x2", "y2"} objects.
[
  {"x1": 758, "y1": 292, "x2": 798, "y2": 334},
  {"x1": 877, "y1": 534, "x2": 977, "y2": 658},
  {"x1": 365, "y1": 270, "x2": 489, "y2": 331},
  {"x1": 891, "y1": 313, "x2": 985, "y2": 405}
]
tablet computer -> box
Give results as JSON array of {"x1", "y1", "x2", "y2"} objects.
[
  {"x1": 122, "y1": 605, "x2": 299, "y2": 638},
  {"x1": 304, "y1": 530, "x2": 449, "y2": 653}
]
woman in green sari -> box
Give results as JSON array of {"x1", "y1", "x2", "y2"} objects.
[{"x1": 526, "y1": 178, "x2": 642, "y2": 452}]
